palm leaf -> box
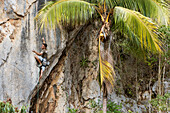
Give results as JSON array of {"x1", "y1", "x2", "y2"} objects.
[
  {"x1": 35, "y1": 0, "x2": 95, "y2": 31},
  {"x1": 135, "y1": 0, "x2": 169, "y2": 26},
  {"x1": 104, "y1": 0, "x2": 169, "y2": 26},
  {"x1": 113, "y1": 6, "x2": 164, "y2": 54},
  {"x1": 98, "y1": 37, "x2": 115, "y2": 90}
]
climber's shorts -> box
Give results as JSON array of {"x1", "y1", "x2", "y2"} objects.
[
  {"x1": 41, "y1": 66, "x2": 45, "y2": 72},
  {"x1": 37, "y1": 56, "x2": 43, "y2": 62},
  {"x1": 37, "y1": 56, "x2": 46, "y2": 72}
]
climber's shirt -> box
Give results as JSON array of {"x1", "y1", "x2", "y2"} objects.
[{"x1": 41, "y1": 49, "x2": 48, "y2": 59}]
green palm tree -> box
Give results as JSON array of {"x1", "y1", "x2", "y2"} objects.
[{"x1": 35, "y1": 0, "x2": 169, "y2": 112}]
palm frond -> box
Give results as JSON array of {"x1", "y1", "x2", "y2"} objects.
[
  {"x1": 94, "y1": 0, "x2": 118, "y2": 10},
  {"x1": 35, "y1": 0, "x2": 95, "y2": 31},
  {"x1": 98, "y1": 37, "x2": 115, "y2": 89},
  {"x1": 113, "y1": 6, "x2": 164, "y2": 54},
  {"x1": 105, "y1": 0, "x2": 138, "y2": 10},
  {"x1": 117, "y1": 0, "x2": 137, "y2": 9},
  {"x1": 107, "y1": 0, "x2": 169, "y2": 26},
  {"x1": 135, "y1": 0, "x2": 169, "y2": 26}
]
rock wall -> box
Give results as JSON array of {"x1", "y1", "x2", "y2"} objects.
[
  {"x1": 29, "y1": 22, "x2": 170, "y2": 113},
  {"x1": 0, "y1": 0, "x2": 66, "y2": 108},
  {"x1": 29, "y1": 24, "x2": 100, "y2": 113},
  {"x1": 29, "y1": 24, "x2": 152, "y2": 113},
  {"x1": 0, "y1": 0, "x2": 169, "y2": 113}
]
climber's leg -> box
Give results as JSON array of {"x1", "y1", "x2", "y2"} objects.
[
  {"x1": 34, "y1": 55, "x2": 42, "y2": 65},
  {"x1": 39, "y1": 66, "x2": 45, "y2": 81},
  {"x1": 39, "y1": 69, "x2": 43, "y2": 81}
]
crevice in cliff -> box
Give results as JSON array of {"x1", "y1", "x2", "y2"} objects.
[
  {"x1": 0, "y1": 18, "x2": 21, "y2": 26},
  {"x1": 13, "y1": 0, "x2": 37, "y2": 18},
  {"x1": 0, "y1": 0, "x2": 37, "y2": 26},
  {"x1": 28, "y1": 24, "x2": 88, "y2": 112},
  {"x1": 29, "y1": 45, "x2": 67, "y2": 113},
  {"x1": 27, "y1": 29, "x2": 78, "y2": 101},
  {"x1": 0, "y1": 46, "x2": 12, "y2": 68},
  {"x1": 13, "y1": 12, "x2": 25, "y2": 18}
]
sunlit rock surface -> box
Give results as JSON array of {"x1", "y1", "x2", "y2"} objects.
[
  {"x1": 0, "y1": 0, "x2": 169, "y2": 113},
  {"x1": 0, "y1": 0, "x2": 62, "y2": 108}
]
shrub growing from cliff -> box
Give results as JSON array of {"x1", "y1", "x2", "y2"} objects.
[
  {"x1": 0, "y1": 99, "x2": 27, "y2": 113},
  {"x1": 150, "y1": 93, "x2": 170, "y2": 112},
  {"x1": 89, "y1": 99, "x2": 122, "y2": 113}
]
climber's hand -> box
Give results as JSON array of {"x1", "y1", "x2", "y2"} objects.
[
  {"x1": 32, "y1": 50, "x2": 35, "y2": 53},
  {"x1": 42, "y1": 37, "x2": 46, "y2": 44}
]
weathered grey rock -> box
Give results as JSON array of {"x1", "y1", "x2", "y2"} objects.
[
  {"x1": 0, "y1": 34, "x2": 12, "y2": 66},
  {"x1": 163, "y1": 79, "x2": 170, "y2": 93},
  {"x1": 0, "y1": 0, "x2": 64, "y2": 108},
  {"x1": 82, "y1": 80, "x2": 100, "y2": 100},
  {"x1": 108, "y1": 92, "x2": 147, "y2": 113},
  {"x1": 152, "y1": 79, "x2": 170, "y2": 94},
  {"x1": 1, "y1": 0, "x2": 169, "y2": 113}
]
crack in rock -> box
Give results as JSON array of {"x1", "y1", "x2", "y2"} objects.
[
  {"x1": 0, "y1": 0, "x2": 37, "y2": 25},
  {"x1": 0, "y1": 38, "x2": 12, "y2": 67}
]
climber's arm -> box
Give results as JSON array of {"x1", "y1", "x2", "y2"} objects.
[
  {"x1": 32, "y1": 50, "x2": 43, "y2": 56},
  {"x1": 42, "y1": 37, "x2": 46, "y2": 44}
]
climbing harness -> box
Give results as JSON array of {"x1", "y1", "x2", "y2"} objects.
[{"x1": 42, "y1": 58, "x2": 50, "y2": 67}]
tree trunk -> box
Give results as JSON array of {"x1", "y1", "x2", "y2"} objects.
[
  {"x1": 149, "y1": 73, "x2": 152, "y2": 113},
  {"x1": 136, "y1": 58, "x2": 138, "y2": 102},
  {"x1": 162, "y1": 58, "x2": 166, "y2": 95},
  {"x1": 103, "y1": 83, "x2": 107, "y2": 113},
  {"x1": 158, "y1": 54, "x2": 162, "y2": 96},
  {"x1": 158, "y1": 54, "x2": 161, "y2": 113}
]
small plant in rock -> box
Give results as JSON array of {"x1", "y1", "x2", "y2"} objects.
[
  {"x1": 68, "y1": 108, "x2": 78, "y2": 113},
  {"x1": 150, "y1": 93, "x2": 170, "y2": 112},
  {"x1": 92, "y1": 59, "x2": 98, "y2": 67},
  {"x1": 145, "y1": 56, "x2": 157, "y2": 67},
  {"x1": 89, "y1": 99, "x2": 122, "y2": 113},
  {"x1": 128, "y1": 110, "x2": 133, "y2": 113},
  {"x1": 89, "y1": 100, "x2": 98, "y2": 108},
  {"x1": 0, "y1": 99, "x2": 27, "y2": 113},
  {"x1": 106, "y1": 100, "x2": 122, "y2": 113},
  {"x1": 80, "y1": 57, "x2": 90, "y2": 68},
  {"x1": 20, "y1": 106, "x2": 27, "y2": 113},
  {"x1": 89, "y1": 99, "x2": 102, "y2": 112}
]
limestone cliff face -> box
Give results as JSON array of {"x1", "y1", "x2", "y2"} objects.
[
  {"x1": 29, "y1": 24, "x2": 100, "y2": 113},
  {"x1": 28, "y1": 24, "x2": 149, "y2": 113},
  {"x1": 1, "y1": 0, "x2": 169, "y2": 113},
  {"x1": 0, "y1": 0, "x2": 66, "y2": 108}
]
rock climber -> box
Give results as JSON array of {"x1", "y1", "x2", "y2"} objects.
[{"x1": 32, "y1": 37, "x2": 48, "y2": 80}]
